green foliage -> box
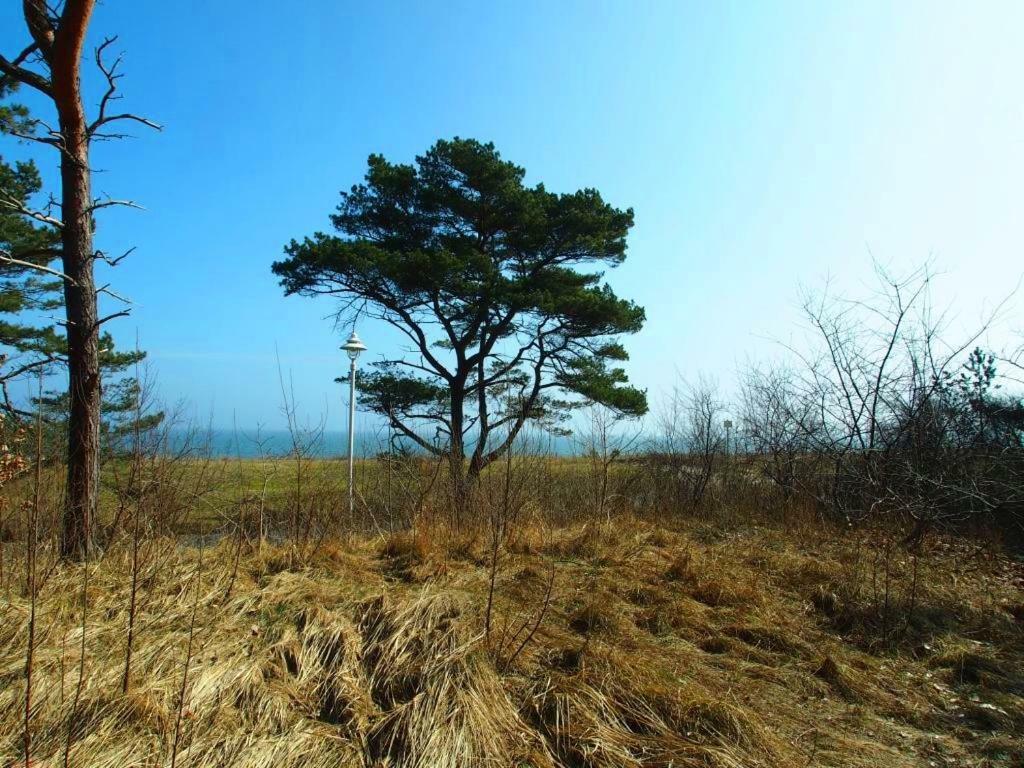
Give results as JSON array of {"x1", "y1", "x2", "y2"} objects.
[
  {"x1": 1, "y1": 82, "x2": 64, "y2": 405},
  {"x1": 276, "y1": 138, "x2": 646, "y2": 475},
  {"x1": 942, "y1": 348, "x2": 1024, "y2": 444},
  {"x1": 342, "y1": 369, "x2": 447, "y2": 416},
  {"x1": 34, "y1": 333, "x2": 164, "y2": 457},
  {"x1": 557, "y1": 355, "x2": 648, "y2": 415},
  {"x1": 0, "y1": 80, "x2": 35, "y2": 137}
]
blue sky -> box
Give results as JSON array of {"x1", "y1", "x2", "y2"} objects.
[{"x1": 2, "y1": 0, "x2": 1022, "y2": 430}]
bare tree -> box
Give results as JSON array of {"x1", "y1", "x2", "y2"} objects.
[
  {"x1": 740, "y1": 364, "x2": 816, "y2": 502},
  {"x1": 682, "y1": 377, "x2": 726, "y2": 509},
  {"x1": 577, "y1": 404, "x2": 643, "y2": 522},
  {"x1": 1, "y1": 2, "x2": 159, "y2": 558},
  {"x1": 652, "y1": 376, "x2": 725, "y2": 513}
]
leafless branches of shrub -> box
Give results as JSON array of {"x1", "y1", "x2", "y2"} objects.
[
  {"x1": 739, "y1": 263, "x2": 1024, "y2": 543},
  {"x1": 647, "y1": 376, "x2": 727, "y2": 514}
]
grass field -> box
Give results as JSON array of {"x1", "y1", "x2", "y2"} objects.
[
  {"x1": 4, "y1": 453, "x2": 651, "y2": 538},
  {"x1": 1, "y1": 516, "x2": 1021, "y2": 767}
]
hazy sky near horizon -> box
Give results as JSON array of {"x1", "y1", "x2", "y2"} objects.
[{"x1": 2, "y1": 1, "x2": 1022, "y2": 430}]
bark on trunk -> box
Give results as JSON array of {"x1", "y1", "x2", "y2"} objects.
[
  {"x1": 448, "y1": 447, "x2": 468, "y2": 527},
  {"x1": 50, "y1": 0, "x2": 99, "y2": 560},
  {"x1": 448, "y1": 386, "x2": 471, "y2": 527},
  {"x1": 58, "y1": 136, "x2": 99, "y2": 560}
]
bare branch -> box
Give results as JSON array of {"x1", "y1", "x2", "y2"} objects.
[
  {"x1": 7, "y1": 114, "x2": 65, "y2": 150},
  {"x1": 96, "y1": 283, "x2": 132, "y2": 304},
  {"x1": 0, "y1": 191, "x2": 63, "y2": 229},
  {"x1": 376, "y1": 357, "x2": 443, "y2": 379},
  {"x1": 86, "y1": 197, "x2": 145, "y2": 214},
  {"x1": 0, "y1": 248, "x2": 75, "y2": 284},
  {"x1": 0, "y1": 354, "x2": 63, "y2": 384},
  {"x1": 95, "y1": 310, "x2": 131, "y2": 329},
  {"x1": 94, "y1": 246, "x2": 135, "y2": 267},
  {"x1": 9, "y1": 42, "x2": 40, "y2": 69},
  {"x1": 89, "y1": 114, "x2": 162, "y2": 135},
  {"x1": 87, "y1": 36, "x2": 162, "y2": 136},
  {"x1": 385, "y1": 410, "x2": 441, "y2": 455}
]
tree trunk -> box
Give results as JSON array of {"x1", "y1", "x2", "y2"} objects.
[
  {"x1": 59, "y1": 142, "x2": 99, "y2": 559},
  {"x1": 448, "y1": 386, "x2": 471, "y2": 527},
  {"x1": 51, "y1": 0, "x2": 99, "y2": 560},
  {"x1": 447, "y1": 447, "x2": 467, "y2": 525}
]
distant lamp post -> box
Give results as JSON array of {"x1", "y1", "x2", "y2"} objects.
[{"x1": 341, "y1": 330, "x2": 367, "y2": 516}]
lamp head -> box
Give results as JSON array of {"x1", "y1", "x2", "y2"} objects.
[{"x1": 341, "y1": 330, "x2": 367, "y2": 361}]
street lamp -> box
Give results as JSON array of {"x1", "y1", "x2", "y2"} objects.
[{"x1": 341, "y1": 330, "x2": 367, "y2": 517}]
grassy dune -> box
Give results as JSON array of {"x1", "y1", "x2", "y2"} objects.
[{"x1": 2, "y1": 518, "x2": 1021, "y2": 767}]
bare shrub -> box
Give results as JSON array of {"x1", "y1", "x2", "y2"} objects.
[
  {"x1": 739, "y1": 264, "x2": 1023, "y2": 544},
  {"x1": 646, "y1": 376, "x2": 726, "y2": 515},
  {"x1": 575, "y1": 405, "x2": 643, "y2": 522}
]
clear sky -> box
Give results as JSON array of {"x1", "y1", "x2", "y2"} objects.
[{"x1": 2, "y1": 0, "x2": 1022, "y2": 429}]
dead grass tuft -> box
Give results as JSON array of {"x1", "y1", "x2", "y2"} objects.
[
  {"x1": 443, "y1": 529, "x2": 483, "y2": 562},
  {"x1": 667, "y1": 698, "x2": 764, "y2": 753},
  {"x1": 929, "y1": 648, "x2": 1020, "y2": 691},
  {"x1": 700, "y1": 635, "x2": 732, "y2": 654},
  {"x1": 665, "y1": 551, "x2": 697, "y2": 582},
  {"x1": 648, "y1": 527, "x2": 675, "y2": 548},
  {"x1": 723, "y1": 624, "x2": 810, "y2": 657},
  {"x1": 617, "y1": 582, "x2": 663, "y2": 606},
  {"x1": 506, "y1": 520, "x2": 545, "y2": 554},
  {"x1": 358, "y1": 591, "x2": 544, "y2": 766},
  {"x1": 812, "y1": 655, "x2": 863, "y2": 701},
  {"x1": 689, "y1": 577, "x2": 751, "y2": 608},
  {"x1": 568, "y1": 596, "x2": 618, "y2": 635},
  {"x1": 1, "y1": 522, "x2": 1021, "y2": 767},
  {"x1": 379, "y1": 528, "x2": 429, "y2": 563},
  {"x1": 634, "y1": 607, "x2": 674, "y2": 636},
  {"x1": 544, "y1": 521, "x2": 621, "y2": 561}
]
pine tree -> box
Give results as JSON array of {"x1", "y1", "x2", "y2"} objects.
[
  {"x1": 2, "y1": 83, "x2": 162, "y2": 462},
  {"x1": 1, "y1": 81, "x2": 63, "y2": 415},
  {"x1": 3, "y1": 6, "x2": 159, "y2": 557},
  {"x1": 275, "y1": 138, "x2": 646, "y2": 513}
]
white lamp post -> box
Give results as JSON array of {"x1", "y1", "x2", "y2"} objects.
[{"x1": 341, "y1": 330, "x2": 367, "y2": 516}]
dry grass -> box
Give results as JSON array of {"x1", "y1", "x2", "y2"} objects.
[{"x1": 1, "y1": 518, "x2": 1022, "y2": 767}]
